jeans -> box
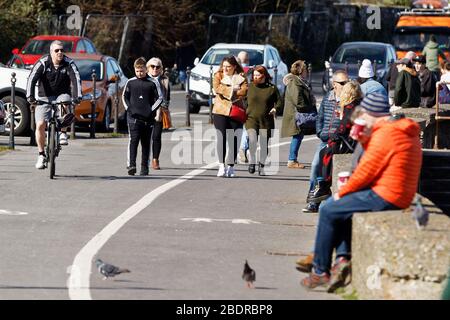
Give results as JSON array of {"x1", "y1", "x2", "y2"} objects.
[
  {"x1": 289, "y1": 133, "x2": 304, "y2": 161},
  {"x1": 179, "y1": 70, "x2": 187, "y2": 84},
  {"x1": 308, "y1": 141, "x2": 328, "y2": 191},
  {"x1": 313, "y1": 189, "x2": 398, "y2": 274},
  {"x1": 240, "y1": 126, "x2": 249, "y2": 150}
]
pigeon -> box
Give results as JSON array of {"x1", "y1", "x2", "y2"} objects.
[
  {"x1": 242, "y1": 260, "x2": 256, "y2": 288},
  {"x1": 411, "y1": 195, "x2": 429, "y2": 229},
  {"x1": 95, "y1": 259, "x2": 130, "y2": 280}
]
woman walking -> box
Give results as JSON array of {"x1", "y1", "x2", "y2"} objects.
[
  {"x1": 212, "y1": 56, "x2": 248, "y2": 177},
  {"x1": 147, "y1": 57, "x2": 170, "y2": 170},
  {"x1": 245, "y1": 65, "x2": 282, "y2": 176},
  {"x1": 281, "y1": 60, "x2": 317, "y2": 169}
]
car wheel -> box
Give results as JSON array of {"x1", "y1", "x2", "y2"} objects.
[
  {"x1": 101, "y1": 104, "x2": 111, "y2": 132},
  {"x1": 2, "y1": 96, "x2": 30, "y2": 136},
  {"x1": 189, "y1": 102, "x2": 201, "y2": 114}
]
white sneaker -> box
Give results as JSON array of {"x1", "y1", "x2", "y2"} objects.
[
  {"x1": 60, "y1": 133, "x2": 68, "y2": 146},
  {"x1": 226, "y1": 165, "x2": 235, "y2": 177},
  {"x1": 217, "y1": 164, "x2": 226, "y2": 177},
  {"x1": 35, "y1": 155, "x2": 47, "y2": 169}
]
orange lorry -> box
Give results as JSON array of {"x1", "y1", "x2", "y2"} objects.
[{"x1": 393, "y1": 8, "x2": 450, "y2": 60}]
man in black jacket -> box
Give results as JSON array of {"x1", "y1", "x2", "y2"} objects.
[
  {"x1": 394, "y1": 58, "x2": 421, "y2": 109},
  {"x1": 26, "y1": 40, "x2": 82, "y2": 169},
  {"x1": 413, "y1": 55, "x2": 437, "y2": 108},
  {"x1": 122, "y1": 57, "x2": 162, "y2": 176}
]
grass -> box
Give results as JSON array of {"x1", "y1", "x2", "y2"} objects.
[
  {"x1": 0, "y1": 146, "x2": 12, "y2": 153},
  {"x1": 341, "y1": 289, "x2": 359, "y2": 300}
]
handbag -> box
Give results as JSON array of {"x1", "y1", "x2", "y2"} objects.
[
  {"x1": 161, "y1": 108, "x2": 172, "y2": 129},
  {"x1": 229, "y1": 104, "x2": 247, "y2": 124},
  {"x1": 439, "y1": 84, "x2": 450, "y2": 104},
  {"x1": 295, "y1": 111, "x2": 317, "y2": 135}
]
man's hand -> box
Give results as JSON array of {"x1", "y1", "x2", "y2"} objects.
[
  {"x1": 269, "y1": 107, "x2": 277, "y2": 115},
  {"x1": 27, "y1": 96, "x2": 36, "y2": 105},
  {"x1": 72, "y1": 97, "x2": 81, "y2": 105},
  {"x1": 333, "y1": 193, "x2": 341, "y2": 201}
]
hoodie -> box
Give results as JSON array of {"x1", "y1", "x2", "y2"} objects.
[
  {"x1": 339, "y1": 117, "x2": 422, "y2": 208},
  {"x1": 394, "y1": 67, "x2": 421, "y2": 108},
  {"x1": 422, "y1": 40, "x2": 446, "y2": 72}
]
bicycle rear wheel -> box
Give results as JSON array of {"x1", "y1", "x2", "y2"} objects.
[{"x1": 48, "y1": 122, "x2": 56, "y2": 179}]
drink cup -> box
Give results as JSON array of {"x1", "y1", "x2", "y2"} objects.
[
  {"x1": 350, "y1": 118, "x2": 367, "y2": 140},
  {"x1": 337, "y1": 171, "x2": 351, "y2": 191}
]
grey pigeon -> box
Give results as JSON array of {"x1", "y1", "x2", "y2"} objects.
[
  {"x1": 242, "y1": 260, "x2": 256, "y2": 288},
  {"x1": 95, "y1": 259, "x2": 130, "y2": 280},
  {"x1": 411, "y1": 195, "x2": 429, "y2": 229}
]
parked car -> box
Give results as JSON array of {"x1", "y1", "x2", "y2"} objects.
[
  {"x1": 187, "y1": 43, "x2": 289, "y2": 113},
  {"x1": 0, "y1": 100, "x2": 5, "y2": 134},
  {"x1": 7, "y1": 35, "x2": 98, "y2": 69},
  {"x1": 322, "y1": 41, "x2": 397, "y2": 93},
  {"x1": 66, "y1": 53, "x2": 128, "y2": 131}
]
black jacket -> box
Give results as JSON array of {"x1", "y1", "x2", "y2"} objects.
[
  {"x1": 394, "y1": 68, "x2": 421, "y2": 108},
  {"x1": 26, "y1": 55, "x2": 82, "y2": 100},
  {"x1": 122, "y1": 76, "x2": 162, "y2": 122},
  {"x1": 418, "y1": 68, "x2": 437, "y2": 108}
]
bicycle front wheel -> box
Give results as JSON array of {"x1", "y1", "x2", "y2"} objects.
[{"x1": 48, "y1": 122, "x2": 56, "y2": 179}]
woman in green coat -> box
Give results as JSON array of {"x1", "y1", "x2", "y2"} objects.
[
  {"x1": 245, "y1": 65, "x2": 282, "y2": 176},
  {"x1": 281, "y1": 60, "x2": 317, "y2": 169}
]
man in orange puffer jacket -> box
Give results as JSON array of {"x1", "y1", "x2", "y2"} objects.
[{"x1": 301, "y1": 93, "x2": 422, "y2": 292}]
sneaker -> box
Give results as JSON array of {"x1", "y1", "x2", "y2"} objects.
[
  {"x1": 35, "y1": 155, "x2": 47, "y2": 169},
  {"x1": 327, "y1": 257, "x2": 352, "y2": 293},
  {"x1": 59, "y1": 132, "x2": 68, "y2": 146},
  {"x1": 300, "y1": 271, "x2": 330, "y2": 289},
  {"x1": 258, "y1": 163, "x2": 265, "y2": 176},
  {"x1": 302, "y1": 202, "x2": 319, "y2": 213},
  {"x1": 295, "y1": 253, "x2": 314, "y2": 273},
  {"x1": 127, "y1": 166, "x2": 137, "y2": 176},
  {"x1": 140, "y1": 166, "x2": 149, "y2": 176},
  {"x1": 226, "y1": 165, "x2": 235, "y2": 177},
  {"x1": 287, "y1": 160, "x2": 305, "y2": 169},
  {"x1": 217, "y1": 164, "x2": 226, "y2": 177}
]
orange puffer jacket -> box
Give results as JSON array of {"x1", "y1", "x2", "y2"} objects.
[{"x1": 339, "y1": 117, "x2": 422, "y2": 208}]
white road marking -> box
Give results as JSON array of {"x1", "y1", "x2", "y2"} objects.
[
  {"x1": 181, "y1": 218, "x2": 261, "y2": 224},
  {"x1": 0, "y1": 209, "x2": 28, "y2": 216},
  {"x1": 67, "y1": 135, "x2": 318, "y2": 300}
]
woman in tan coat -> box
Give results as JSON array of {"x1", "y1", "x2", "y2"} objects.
[{"x1": 212, "y1": 56, "x2": 248, "y2": 177}]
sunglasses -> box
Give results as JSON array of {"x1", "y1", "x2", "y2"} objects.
[
  {"x1": 54, "y1": 49, "x2": 64, "y2": 53},
  {"x1": 334, "y1": 80, "x2": 348, "y2": 86},
  {"x1": 150, "y1": 65, "x2": 161, "y2": 69}
]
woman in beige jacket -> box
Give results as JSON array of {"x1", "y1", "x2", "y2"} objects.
[{"x1": 212, "y1": 56, "x2": 248, "y2": 177}]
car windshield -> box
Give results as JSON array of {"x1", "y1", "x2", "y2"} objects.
[
  {"x1": 22, "y1": 40, "x2": 73, "y2": 55},
  {"x1": 333, "y1": 45, "x2": 387, "y2": 65},
  {"x1": 72, "y1": 60, "x2": 103, "y2": 81},
  {"x1": 393, "y1": 32, "x2": 450, "y2": 51},
  {"x1": 201, "y1": 48, "x2": 264, "y2": 66}
]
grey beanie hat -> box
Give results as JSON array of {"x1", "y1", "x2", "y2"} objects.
[{"x1": 360, "y1": 93, "x2": 390, "y2": 117}]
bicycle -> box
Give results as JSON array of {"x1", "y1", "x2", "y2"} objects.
[{"x1": 34, "y1": 95, "x2": 75, "y2": 179}]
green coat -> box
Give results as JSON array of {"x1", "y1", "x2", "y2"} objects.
[
  {"x1": 422, "y1": 40, "x2": 446, "y2": 72},
  {"x1": 245, "y1": 82, "x2": 282, "y2": 132},
  {"x1": 281, "y1": 74, "x2": 316, "y2": 138}
]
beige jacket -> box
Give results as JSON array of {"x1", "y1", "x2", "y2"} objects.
[{"x1": 212, "y1": 71, "x2": 248, "y2": 116}]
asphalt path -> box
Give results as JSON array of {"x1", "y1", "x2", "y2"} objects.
[{"x1": 0, "y1": 81, "x2": 339, "y2": 300}]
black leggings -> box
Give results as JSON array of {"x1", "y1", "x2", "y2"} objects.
[
  {"x1": 152, "y1": 120, "x2": 163, "y2": 160},
  {"x1": 213, "y1": 114, "x2": 243, "y2": 165}
]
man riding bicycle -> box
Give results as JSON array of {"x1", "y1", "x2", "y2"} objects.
[{"x1": 26, "y1": 40, "x2": 82, "y2": 169}]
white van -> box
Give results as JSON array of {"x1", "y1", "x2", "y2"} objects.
[{"x1": 187, "y1": 43, "x2": 288, "y2": 113}]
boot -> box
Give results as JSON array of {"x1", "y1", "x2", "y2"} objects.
[
  {"x1": 308, "y1": 180, "x2": 332, "y2": 203},
  {"x1": 248, "y1": 164, "x2": 256, "y2": 174},
  {"x1": 258, "y1": 163, "x2": 265, "y2": 176}
]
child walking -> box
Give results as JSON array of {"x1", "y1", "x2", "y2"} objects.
[{"x1": 122, "y1": 57, "x2": 162, "y2": 176}]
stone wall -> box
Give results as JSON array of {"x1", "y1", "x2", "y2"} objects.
[{"x1": 352, "y1": 210, "x2": 450, "y2": 300}]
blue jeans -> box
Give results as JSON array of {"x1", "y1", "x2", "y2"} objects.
[
  {"x1": 179, "y1": 70, "x2": 187, "y2": 84},
  {"x1": 289, "y1": 133, "x2": 304, "y2": 161},
  {"x1": 308, "y1": 141, "x2": 328, "y2": 191},
  {"x1": 313, "y1": 189, "x2": 398, "y2": 274},
  {"x1": 240, "y1": 126, "x2": 249, "y2": 150}
]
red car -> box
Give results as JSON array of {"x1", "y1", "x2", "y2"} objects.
[{"x1": 8, "y1": 35, "x2": 98, "y2": 69}]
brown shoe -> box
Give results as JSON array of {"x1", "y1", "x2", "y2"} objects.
[
  {"x1": 300, "y1": 271, "x2": 330, "y2": 289},
  {"x1": 296, "y1": 253, "x2": 314, "y2": 273},
  {"x1": 152, "y1": 159, "x2": 160, "y2": 170},
  {"x1": 287, "y1": 161, "x2": 305, "y2": 169},
  {"x1": 327, "y1": 257, "x2": 352, "y2": 293}
]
